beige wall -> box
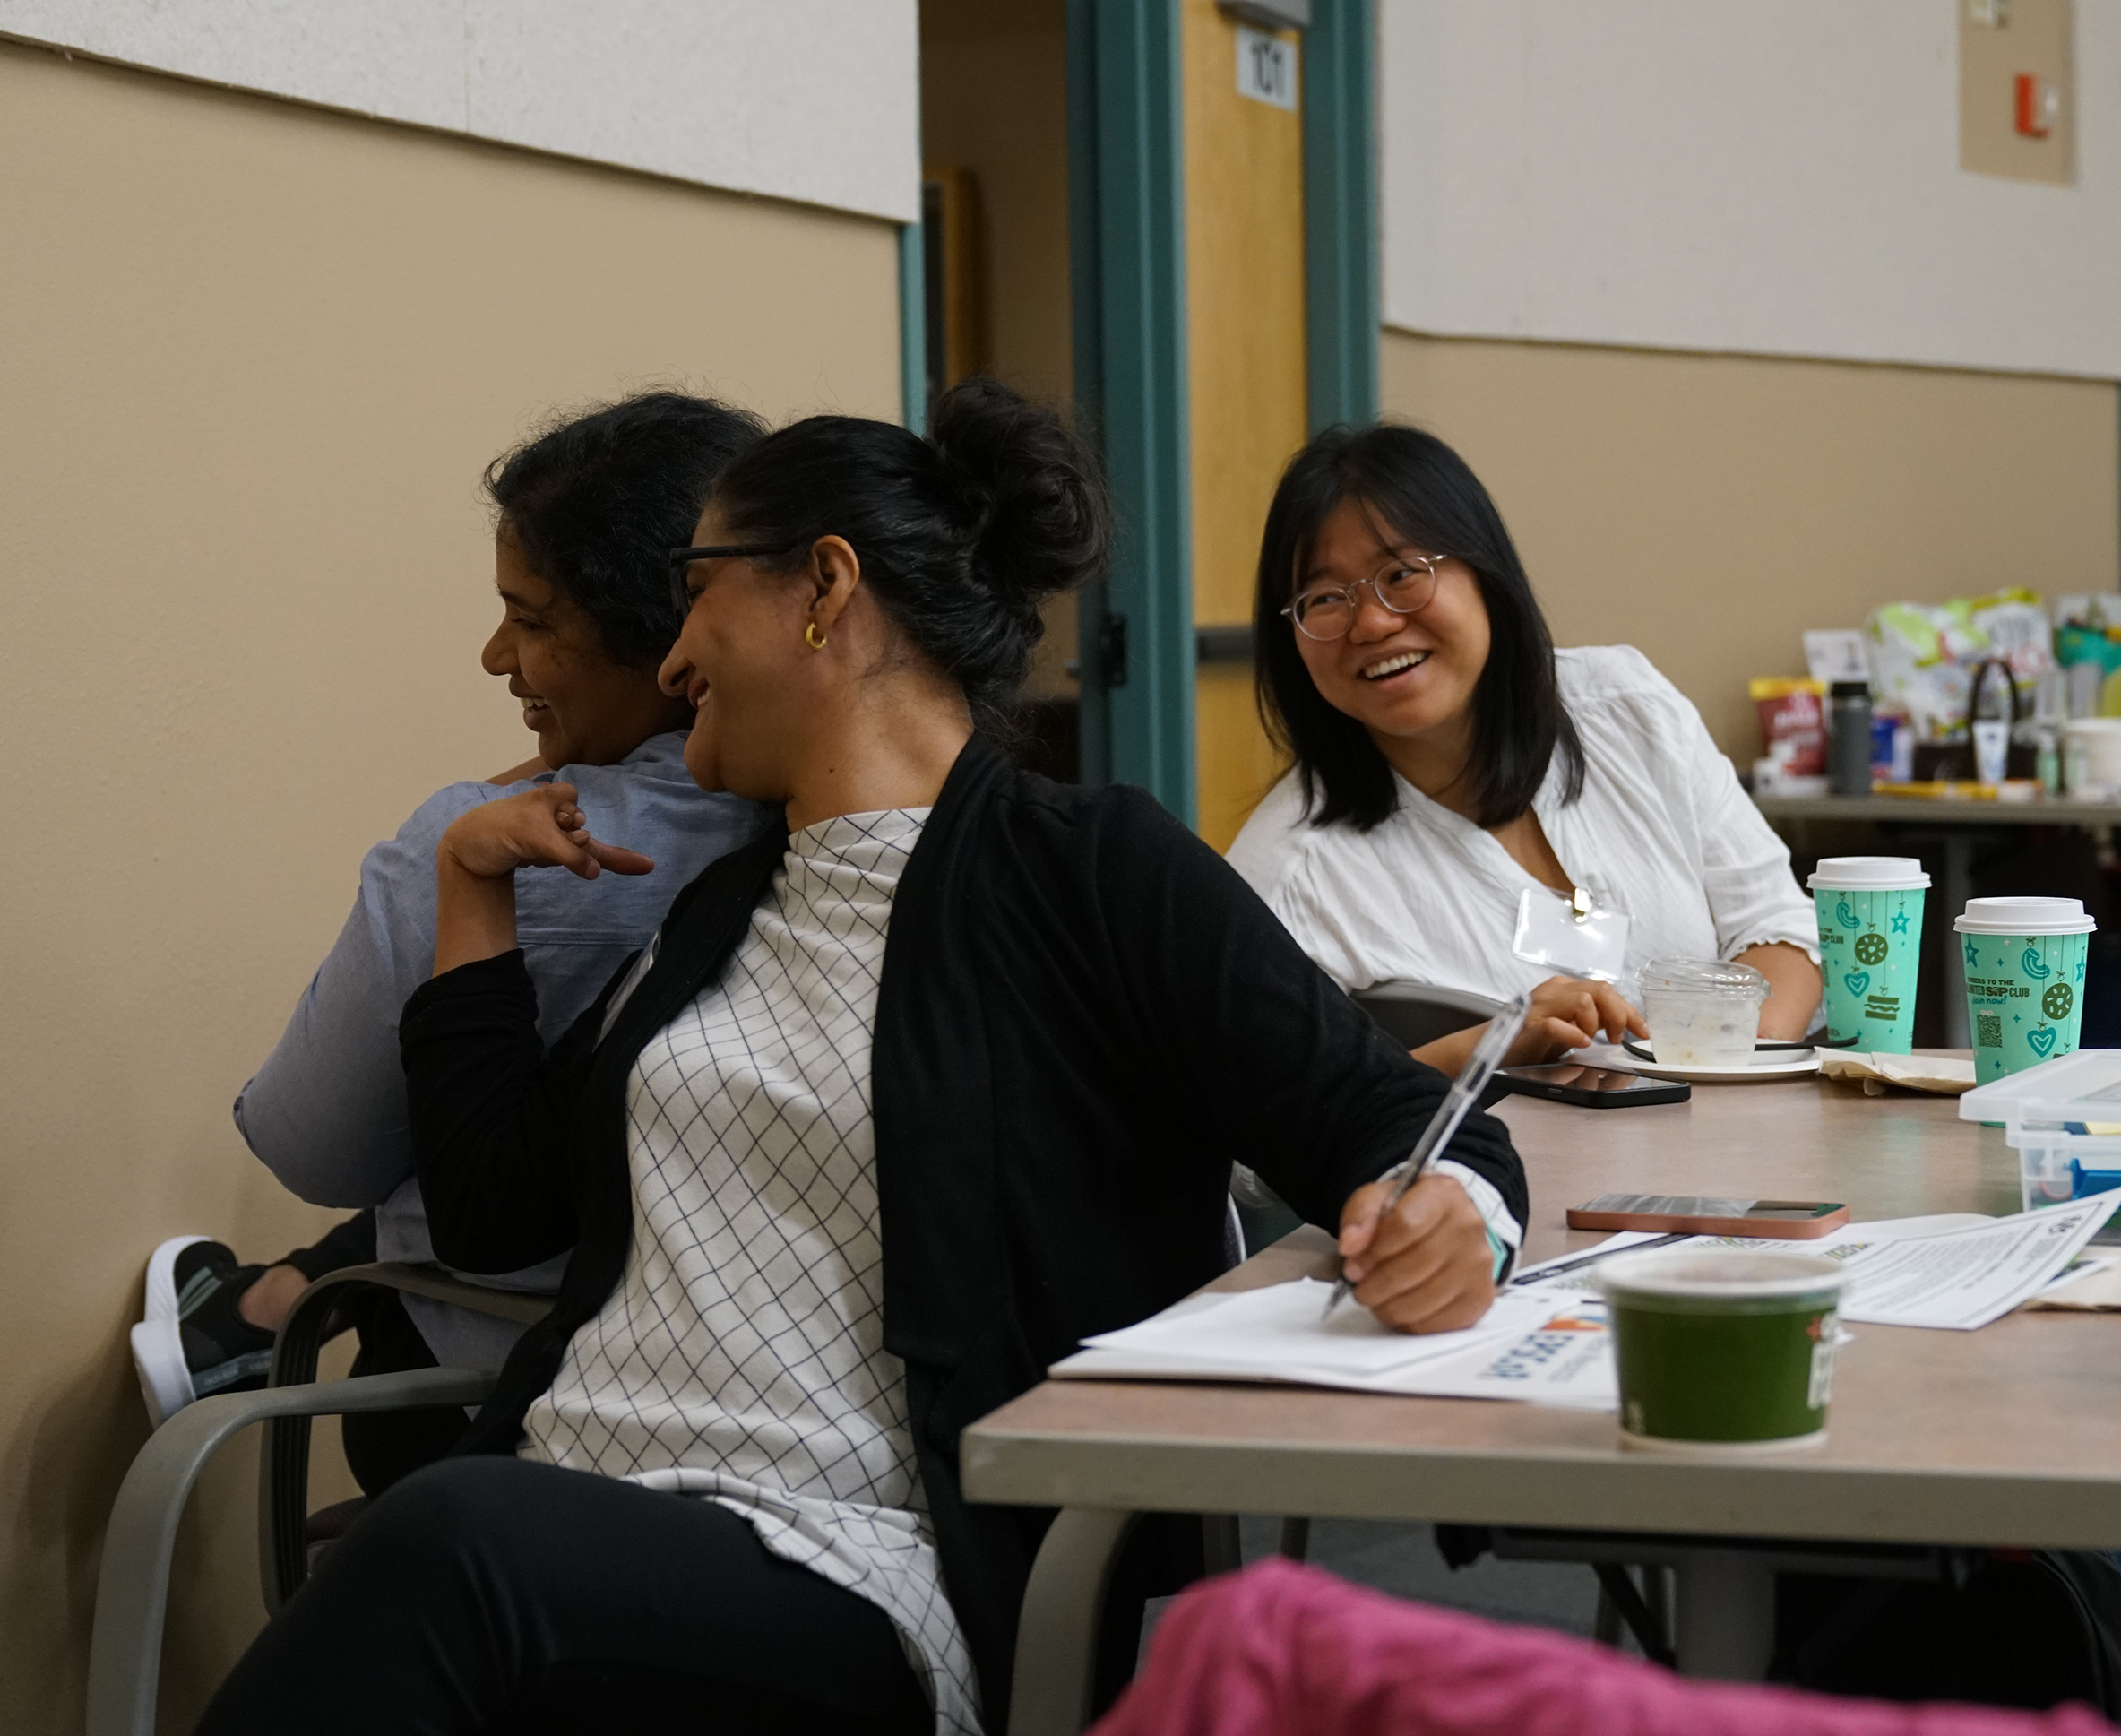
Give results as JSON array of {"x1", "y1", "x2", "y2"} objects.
[
  {"x1": 0, "y1": 39, "x2": 897, "y2": 1731},
  {"x1": 1382, "y1": 331, "x2": 2121, "y2": 764}
]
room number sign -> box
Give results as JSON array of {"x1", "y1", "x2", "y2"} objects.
[{"x1": 1236, "y1": 25, "x2": 1298, "y2": 111}]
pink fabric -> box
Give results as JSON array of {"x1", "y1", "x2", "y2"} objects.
[{"x1": 1089, "y1": 1559, "x2": 2114, "y2": 1736}]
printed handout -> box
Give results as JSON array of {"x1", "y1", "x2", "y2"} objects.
[{"x1": 1053, "y1": 1194, "x2": 2121, "y2": 1410}]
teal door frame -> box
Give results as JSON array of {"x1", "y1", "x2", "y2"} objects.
[
  {"x1": 1303, "y1": 0, "x2": 1380, "y2": 433},
  {"x1": 1062, "y1": 0, "x2": 1376, "y2": 815},
  {"x1": 899, "y1": 221, "x2": 928, "y2": 436},
  {"x1": 1067, "y1": 0, "x2": 1196, "y2": 819}
]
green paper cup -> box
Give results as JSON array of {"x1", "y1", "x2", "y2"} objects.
[
  {"x1": 1807, "y1": 857, "x2": 1929, "y2": 1054},
  {"x1": 1599, "y1": 1250, "x2": 1846, "y2": 1452},
  {"x1": 1956, "y1": 897, "x2": 2096, "y2": 1085}
]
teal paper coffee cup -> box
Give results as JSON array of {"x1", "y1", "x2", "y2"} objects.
[
  {"x1": 1599, "y1": 1250, "x2": 1846, "y2": 1452},
  {"x1": 1807, "y1": 857, "x2": 1929, "y2": 1053},
  {"x1": 1956, "y1": 896, "x2": 2095, "y2": 1085}
]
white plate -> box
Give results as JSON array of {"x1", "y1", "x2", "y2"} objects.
[{"x1": 1624, "y1": 1047, "x2": 1820, "y2": 1084}]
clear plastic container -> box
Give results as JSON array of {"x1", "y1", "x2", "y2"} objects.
[
  {"x1": 1955, "y1": 1052, "x2": 2121, "y2": 1227},
  {"x1": 2015, "y1": 1127, "x2": 2121, "y2": 1213},
  {"x1": 1639, "y1": 957, "x2": 1772, "y2": 1067}
]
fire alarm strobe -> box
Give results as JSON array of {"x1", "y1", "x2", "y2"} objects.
[{"x1": 2015, "y1": 73, "x2": 2059, "y2": 138}]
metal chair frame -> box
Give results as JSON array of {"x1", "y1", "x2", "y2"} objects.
[
  {"x1": 258, "y1": 1263, "x2": 552, "y2": 1612},
  {"x1": 87, "y1": 1263, "x2": 552, "y2": 1736},
  {"x1": 1350, "y1": 980, "x2": 1506, "y2": 1053}
]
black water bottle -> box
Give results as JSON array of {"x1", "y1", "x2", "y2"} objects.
[{"x1": 1828, "y1": 681, "x2": 1873, "y2": 797}]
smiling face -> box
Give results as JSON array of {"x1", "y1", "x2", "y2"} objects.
[
  {"x1": 1290, "y1": 496, "x2": 1493, "y2": 766},
  {"x1": 657, "y1": 506, "x2": 820, "y2": 800},
  {"x1": 479, "y1": 533, "x2": 692, "y2": 770}
]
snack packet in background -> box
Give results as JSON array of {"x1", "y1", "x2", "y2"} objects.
[
  {"x1": 2053, "y1": 594, "x2": 2121, "y2": 717},
  {"x1": 1963, "y1": 588, "x2": 2053, "y2": 708},
  {"x1": 1749, "y1": 677, "x2": 1825, "y2": 773},
  {"x1": 1866, "y1": 603, "x2": 1980, "y2": 743}
]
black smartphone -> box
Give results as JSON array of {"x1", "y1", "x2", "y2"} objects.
[{"x1": 1497, "y1": 1063, "x2": 1691, "y2": 1108}]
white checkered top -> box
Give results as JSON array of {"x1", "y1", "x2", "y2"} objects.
[{"x1": 521, "y1": 808, "x2": 980, "y2": 1735}]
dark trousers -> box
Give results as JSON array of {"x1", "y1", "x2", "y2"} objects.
[
  {"x1": 195, "y1": 1456, "x2": 935, "y2": 1736},
  {"x1": 277, "y1": 1212, "x2": 378, "y2": 1283}
]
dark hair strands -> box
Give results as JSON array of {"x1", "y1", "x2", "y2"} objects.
[
  {"x1": 485, "y1": 391, "x2": 767, "y2": 669},
  {"x1": 709, "y1": 376, "x2": 1111, "y2": 734},
  {"x1": 1253, "y1": 423, "x2": 1583, "y2": 832}
]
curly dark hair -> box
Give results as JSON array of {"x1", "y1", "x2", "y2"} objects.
[{"x1": 485, "y1": 392, "x2": 765, "y2": 668}]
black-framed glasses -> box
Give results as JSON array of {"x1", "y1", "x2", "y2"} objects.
[
  {"x1": 668, "y1": 542, "x2": 799, "y2": 618},
  {"x1": 1280, "y1": 555, "x2": 1443, "y2": 642}
]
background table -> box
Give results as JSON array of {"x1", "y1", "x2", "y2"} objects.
[
  {"x1": 1753, "y1": 792, "x2": 2121, "y2": 1046},
  {"x1": 961, "y1": 1074, "x2": 2121, "y2": 1734}
]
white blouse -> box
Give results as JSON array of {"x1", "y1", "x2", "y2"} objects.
[
  {"x1": 522, "y1": 808, "x2": 979, "y2": 1736},
  {"x1": 1226, "y1": 645, "x2": 1818, "y2": 1002}
]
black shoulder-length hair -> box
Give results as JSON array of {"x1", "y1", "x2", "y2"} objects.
[{"x1": 1253, "y1": 423, "x2": 1582, "y2": 832}]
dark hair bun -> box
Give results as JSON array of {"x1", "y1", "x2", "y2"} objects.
[
  {"x1": 928, "y1": 376, "x2": 1110, "y2": 619},
  {"x1": 711, "y1": 378, "x2": 1111, "y2": 732}
]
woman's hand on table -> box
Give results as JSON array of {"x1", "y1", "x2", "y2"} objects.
[
  {"x1": 1337, "y1": 1172, "x2": 1496, "y2": 1333},
  {"x1": 433, "y1": 786, "x2": 654, "y2": 975},
  {"x1": 1411, "y1": 977, "x2": 1646, "y2": 1074}
]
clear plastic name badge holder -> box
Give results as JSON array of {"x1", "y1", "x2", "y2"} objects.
[{"x1": 1513, "y1": 885, "x2": 1631, "y2": 985}]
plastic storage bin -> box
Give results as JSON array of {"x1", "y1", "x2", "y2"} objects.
[
  {"x1": 1959, "y1": 1051, "x2": 2121, "y2": 1221},
  {"x1": 2013, "y1": 1127, "x2": 2121, "y2": 1213}
]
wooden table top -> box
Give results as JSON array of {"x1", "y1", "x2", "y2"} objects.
[
  {"x1": 1754, "y1": 793, "x2": 2121, "y2": 828},
  {"x1": 961, "y1": 1067, "x2": 2121, "y2": 1549}
]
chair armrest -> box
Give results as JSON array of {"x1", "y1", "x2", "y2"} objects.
[
  {"x1": 89, "y1": 1368, "x2": 496, "y2": 1736},
  {"x1": 272, "y1": 1263, "x2": 552, "y2": 1392},
  {"x1": 261, "y1": 1264, "x2": 555, "y2": 1615}
]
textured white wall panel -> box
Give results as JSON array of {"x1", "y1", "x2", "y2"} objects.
[
  {"x1": 0, "y1": 0, "x2": 918, "y2": 221},
  {"x1": 462, "y1": 1, "x2": 917, "y2": 222},
  {"x1": 0, "y1": 1, "x2": 466, "y2": 126},
  {"x1": 1379, "y1": 0, "x2": 2121, "y2": 378}
]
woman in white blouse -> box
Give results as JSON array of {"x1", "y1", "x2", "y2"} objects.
[{"x1": 1227, "y1": 423, "x2": 1821, "y2": 1071}]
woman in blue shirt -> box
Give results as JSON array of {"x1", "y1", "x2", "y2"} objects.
[{"x1": 130, "y1": 393, "x2": 773, "y2": 1494}]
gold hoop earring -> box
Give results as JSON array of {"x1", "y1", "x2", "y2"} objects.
[{"x1": 805, "y1": 619, "x2": 828, "y2": 651}]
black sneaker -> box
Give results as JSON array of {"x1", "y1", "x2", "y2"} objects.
[{"x1": 130, "y1": 1238, "x2": 276, "y2": 1426}]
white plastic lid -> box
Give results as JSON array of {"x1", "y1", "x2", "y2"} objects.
[
  {"x1": 1807, "y1": 855, "x2": 1931, "y2": 892},
  {"x1": 1960, "y1": 1049, "x2": 2121, "y2": 1128},
  {"x1": 1638, "y1": 957, "x2": 1771, "y2": 1001},
  {"x1": 1598, "y1": 1248, "x2": 1847, "y2": 1300},
  {"x1": 1953, "y1": 896, "x2": 2097, "y2": 937}
]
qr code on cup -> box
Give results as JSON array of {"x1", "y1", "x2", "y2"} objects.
[{"x1": 1977, "y1": 1012, "x2": 2003, "y2": 1049}]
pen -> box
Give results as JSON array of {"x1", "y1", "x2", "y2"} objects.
[
  {"x1": 1323, "y1": 990, "x2": 1531, "y2": 1318},
  {"x1": 1506, "y1": 1231, "x2": 1687, "y2": 1287}
]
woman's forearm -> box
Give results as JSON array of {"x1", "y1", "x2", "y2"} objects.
[
  {"x1": 1739, "y1": 940, "x2": 1823, "y2": 1039},
  {"x1": 434, "y1": 858, "x2": 519, "y2": 976},
  {"x1": 1410, "y1": 1024, "x2": 1481, "y2": 1074}
]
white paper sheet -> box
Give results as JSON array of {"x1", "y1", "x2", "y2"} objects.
[
  {"x1": 1343, "y1": 1297, "x2": 1619, "y2": 1408},
  {"x1": 1832, "y1": 1194, "x2": 2121, "y2": 1328},
  {"x1": 1052, "y1": 1202, "x2": 2119, "y2": 1412},
  {"x1": 1077, "y1": 1279, "x2": 1556, "y2": 1380},
  {"x1": 1055, "y1": 1282, "x2": 1615, "y2": 1405},
  {"x1": 1512, "y1": 1201, "x2": 2118, "y2": 1331}
]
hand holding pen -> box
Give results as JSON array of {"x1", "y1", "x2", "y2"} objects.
[{"x1": 1326, "y1": 991, "x2": 1531, "y2": 1323}]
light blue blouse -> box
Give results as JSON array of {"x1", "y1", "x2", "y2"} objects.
[{"x1": 235, "y1": 732, "x2": 772, "y2": 1367}]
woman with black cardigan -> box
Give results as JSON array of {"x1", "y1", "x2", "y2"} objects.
[{"x1": 195, "y1": 380, "x2": 1528, "y2": 1736}]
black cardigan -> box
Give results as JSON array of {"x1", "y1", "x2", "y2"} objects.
[{"x1": 400, "y1": 733, "x2": 1527, "y2": 1722}]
